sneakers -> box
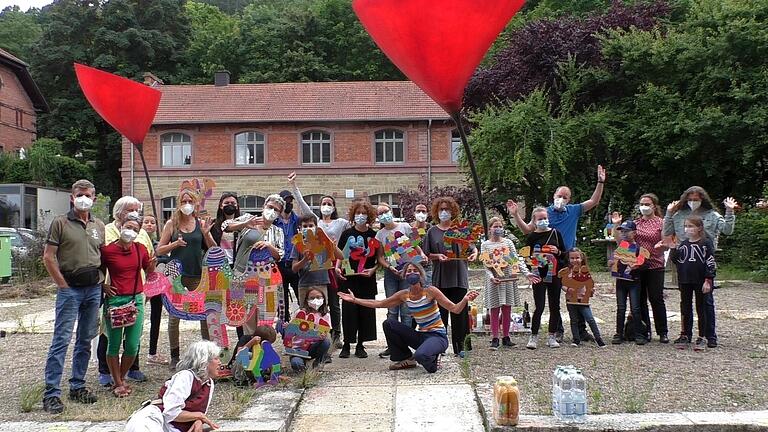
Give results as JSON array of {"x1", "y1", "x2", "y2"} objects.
[
  {"x1": 555, "y1": 331, "x2": 564, "y2": 344},
  {"x1": 611, "y1": 334, "x2": 623, "y2": 345},
  {"x1": 98, "y1": 373, "x2": 113, "y2": 387},
  {"x1": 354, "y1": 345, "x2": 368, "y2": 358},
  {"x1": 596, "y1": 338, "x2": 606, "y2": 347},
  {"x1": 547, "y1": 335, "x2": 560, "y2": 348},
  {"x1": 674, "y1": 335, "x2": 690, "y2": 349},
  {"x1": 388, "y1": 358, "x2": 418, "y2": 370},
  {"x1": 659, "y1": 334, "x2": 670, "y2": 344},
  {"x1": 526, "y1": 334, "x2": 538, "y2": 350},
  {"x1": 147, "y1": 353, "x2": 169, "y2": 365},
  {"x1": 694, "y1": 337, "x2": 707, "y2": 351},
  {"x1": 707, "y1": 339, "x2": 718, "y2": 348},
  {"x1": 69, "y1": 388, "x2": 97, "y2": 404},
  {"x1": 43, "y1": 396, "x2": 64, "y2": 414},
  {"x1": 501, "y1": 336, "x2": 515, "y2": 347},
  {"x1": 571, "y1": 340, "x2": 580, "y2": 347},
  {"x1": 338, "y1": 343, "x2": 351, "y2": 358},
  {"x1": 379, "y1": 348, "x2": 391, "y2": 358},
  {"x1": 490, "y1": 338, "x2": 500, "y2": 351},
  {"x1": 635, "y1": 337, "x2": 648, "y2": 346},
  {"x1": 126, "y1": 370, "x2": 147, "y2": 382}
]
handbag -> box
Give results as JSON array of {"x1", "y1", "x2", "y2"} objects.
[{"x1": 107, "y1": 244, "x2": 141, "y2": 328}]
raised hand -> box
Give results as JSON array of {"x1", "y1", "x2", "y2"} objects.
[
  {"x1": 611, "y1": 211, "x2": 623, "y2": 225},
  {"x1": 597, "y1": 165, "x2": 606, "y2": 183},
  {"x1": 506, "y1": 199, "x2": 519, "y2": 215},
  {"x1": 667, "y1": 200, "x2": 679, "y2": 213},
  {"x1": 723, "y1": 197, "x2": 738, "y2": 210},
  {"x1": 287, "y1": 171, "x2": 296, "y2": 185}
]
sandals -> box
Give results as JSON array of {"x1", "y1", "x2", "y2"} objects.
[
  {"x1": 112, "y1": 384, "x2": 132, "y2": 398},
  {"x1": 388, "y1": 358, "x2": 418, "y2": 370}
]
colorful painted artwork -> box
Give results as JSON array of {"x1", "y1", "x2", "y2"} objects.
[
  {"x1": 162, "y1": 246, "x2": 283, "y2": 348},
  {"x1": 558, "y1": 265, "x2": 595, "y2": 305},
  {"x1": 611, "y1": 241, "x2": 650, "y2": 280},
  {"x1": 143, "y1": 271, "x2": 171, "y2": 298},
  {"x1": 235, "y1": 340, "x2": 282, "y2": 387},
  {"x1": 341, "y1": 235, "x2": 381, "y2": 275},
  {"x1": 382, "y1": 230, "x2": 423, "y2": 270},
  {"x1": 519, "y1": 245, "x2": 557, "y2": 283},
  {"x1": 443, "y1": 220, "x2": 484, "y2": 259},
  {"x1": 179, "y1": 178, "x2": 217, "y2": 210},
  {"x1": 292, "y1": 227, "x2": 337, "y2": 271},
  {"x1": 479, "y1": 246, "x2": 520, "y2": 279},
  {"x1": 282, "y1": 310, "x2": 331, "y2": 359}
]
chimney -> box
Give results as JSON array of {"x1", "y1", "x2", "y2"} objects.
[
  {"x1": 214, "y1": 70, "x2": 230, "y2": 87},
  {"x1": 143, "y1": 72, "x2": 164, "y2": 87}
]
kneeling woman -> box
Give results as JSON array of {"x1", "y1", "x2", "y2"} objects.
[
  {"x1": 338, "y1": 261, "x2": 478, "y2": 373},
  {"x1": 125, "y1": 340, "x2": 221, "y2": 432}
]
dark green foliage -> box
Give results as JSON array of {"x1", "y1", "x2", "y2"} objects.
[{"x1": 718, "y1": 208, "x2": 768, "y2": 277}]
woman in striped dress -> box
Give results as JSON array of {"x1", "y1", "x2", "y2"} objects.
[{"x1": 338, "y1": 261, "x2": 479, "y2": 373}]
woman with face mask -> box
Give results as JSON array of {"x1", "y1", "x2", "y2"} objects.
[
  {"x1": 410, "y1": 204, "x2": 433, "y2": 291},
  {"x1": 338, "y1": 261, "x2": 479, "y2": 373},
  {"x1": 100, "y1": 215, "x2": 156, "y2": 397},
  {"x1": 334, "y1": 200, "x2": 379, "y2": 359},
  {"x1": 481, "y1": 217, "x2": 540, "y2": 350},
  {"x1": 210, "y1": 193, "x2": 241, "y2": 266},
  {"x1": 421, "y1": 197, "x2": 478, "y2": 356},
  {"x1": 157, "y1": 187, "x2": 217, "y2": 369},
  {"x1": 611, "y1": 193, "x2": 669, "y2": 343},
  {"x1": 664, "y1": 186, "x2": 738, "y2": 348}
]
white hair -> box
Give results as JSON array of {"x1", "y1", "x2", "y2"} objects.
[
  {"x1": 112, "y1": 196, "x2": 142, "y2": 221},
  {"x1": 176, "y1": 340, "x2": 220, "y2": 382},
  {"x1": 265, "y1": 194, "x2": 285, "y2": 212}
]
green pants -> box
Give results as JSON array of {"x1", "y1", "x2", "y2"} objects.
[{"x1": 104, "y1": 293, "x2": 145, "y2": 357}]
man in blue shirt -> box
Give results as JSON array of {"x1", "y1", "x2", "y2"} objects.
[
  {"x1": 275, "y1": 186, "x2": 301, "y2": 322},
  {"x1": 507, "y1": 165, "x2": 606, "y2": 342}
]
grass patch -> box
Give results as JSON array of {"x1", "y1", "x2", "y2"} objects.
[
  {"x1": 19, "y1": 383, "x2": 45, "y2": 413},
  {"x1": 295, "y1": 366, "x2": 322, "y2": 389},
  {"x1": 716, "y1": 265, "x2": 768, "y2": 283}
]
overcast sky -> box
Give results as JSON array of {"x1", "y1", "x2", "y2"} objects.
[{"x1": 0, "y1": 0, "x2": 52, "y2": 11}]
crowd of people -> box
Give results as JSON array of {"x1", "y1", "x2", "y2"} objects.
[{"x1": 38, "y1": 170, "x2": 737, "y2": 430}]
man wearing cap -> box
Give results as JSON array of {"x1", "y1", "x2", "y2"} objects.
[{"x1": 274, "y1": 172, "x2": 306, "y2": 321}]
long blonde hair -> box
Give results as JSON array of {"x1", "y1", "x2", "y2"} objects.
[{"x1": 171, "y1": 189, "x2": 200, "y2": 231}]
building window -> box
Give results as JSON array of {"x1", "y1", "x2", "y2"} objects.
[
  {"x1": 161, "y1": 197, "x2": 176, "y2": 224},
  {"x1": 375, "y1": 129, "x2": 404, "y2": 163},
  {"x1": 15, "y1": 109, "x2": 23, "y2": 127},
  {"x1": 369, "y1": 193, "x2": 402, "y2": 219},
  {"x1": 239, "y1": 195, "x2": 265, "y2": 215},
  {"x1": 301, "y1": 131, "x2": 331, "y2": 164},
  {"x1": 303, "y1": 194, "x2": 324, "y2": 218},
  {"x1": 161, "y1": 133, "x2": 192, "y2": 167},
  {"x1": 235, "y1": 131, "x2": 265, "y2": 165},
  {"x1": 451, "y1": 129, "x2": 462, "y2": 163}
]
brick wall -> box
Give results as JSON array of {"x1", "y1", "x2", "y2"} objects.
[{"x1": 0, "y1": 64, "x2": 37, "y2": 152}]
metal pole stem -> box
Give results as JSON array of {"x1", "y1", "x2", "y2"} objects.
[{"x1": 452, "y1": 112, "x2": 489, "y2": 236}]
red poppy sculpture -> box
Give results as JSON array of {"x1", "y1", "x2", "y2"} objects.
[
  {"x1": 353, "y1": 0, "x2": 526, "y2": 233},
  {"x1": 74, "y1": 63, "x2": 162, "y2": 218}
]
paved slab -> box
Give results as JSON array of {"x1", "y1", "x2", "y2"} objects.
[{"x1": 395, "y1": 384, "x2": 483, "y2": 432}]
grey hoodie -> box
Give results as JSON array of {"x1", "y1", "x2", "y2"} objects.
[{"x1": 663, "y1": 208, "x2": 735, "y2": 249}]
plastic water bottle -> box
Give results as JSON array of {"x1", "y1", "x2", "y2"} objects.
[
  {"x1": 560, "y1": 371, "x2": 573, "y2": 422},
  {"x1": 553, "y1": 365, "x2": 586, "y2": 423},
  {"x1": 571, "y1": 370, "x2": 587, "y2": 422}
]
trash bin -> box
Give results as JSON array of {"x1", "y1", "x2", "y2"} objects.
[{"x1": 0, "y1": 233, "x2": 11, "y2": 282}]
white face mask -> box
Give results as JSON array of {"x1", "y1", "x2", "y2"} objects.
[
  {"x1": 262, "y1": 208, "x2": 277, "y2": 222},
  {"x1": 688, "y1": 200, "x2": 701, "y2": 211},
  {"x1": 320, "y1": 205, "x2": 334, "y2": 216},
  {"x1": 638, "y1": 205, "x2": 653, "y2": 216},
  {"x1": 120, "y1": 229, "x2": 138, "y2": 243},
  {"x1": 536, "y1": 219, "x2": 550, "y2": 230},
  {"x1": 553, "y1": 197, "x2": 566, "y2": 210},
  {"x1": 354, "y1": 214, "x2": 368, "y2": 226},
  {"x1": 414, "y1": 212, "x2": 427, "y2": 222},
  {"x1": 308, "y1": 298, "x2": 324, "y2": 309},
  {"x1": 180, "y1": 203, "x2": 195, "y2": 216},
  {"x1": 438, "y1": 210, "x2": 452, "y2": 222},
  {"x1": 74, "y1": 196, "x2": 94, "y2": 211}
]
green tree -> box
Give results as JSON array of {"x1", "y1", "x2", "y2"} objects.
[
  {"x1": 180, "y1": 1, "x2": 243, "y2": 83},
  {"x1": 0, "y1": 6, "x2": 43, "y2": 59}
]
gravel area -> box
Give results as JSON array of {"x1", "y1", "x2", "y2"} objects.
[{"x1": 467, "y1": 276, "x2": 768, "y2": 414}]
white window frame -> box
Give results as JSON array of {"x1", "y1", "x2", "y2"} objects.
[
  {"x1": 451, "y1": 129, "x2": 462, "y2": 163},
  {"x1": 161, "y1": 133, "x2": 192, "y2": 167},
  {"x1": 301, "y1": 130, "x2": 332, "y2": 164},
  {"x1": 239, "y1": 195, "x2": 265, "y2": 215},
  {"x1": 234, "y1": 131, "x2": 266, "y2": 166},
  {"x1": 374, "y1": 129, "x2": 405, "y2": 164},
  {"x1": 303, "y1": 194, "x2": 325, "y2": 218},
  {"x1": 161, "y1": 197, "x2": 177, "y2": 224},
  {"x1": 369, "y1": 193, "x2": 402, "y2": 219}
]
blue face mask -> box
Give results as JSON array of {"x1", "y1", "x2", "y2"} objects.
[
  {"x1": 536, "y1": 219, "x2": 550, "y2": 230},
  {"x1": 379, "y1": 212, "x2": 393, "y2": 225},
  {"x1": 405, "y1": 273, "x2": 421, "y2": 285}
]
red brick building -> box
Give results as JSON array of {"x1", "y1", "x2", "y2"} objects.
[
  {"x1": 0, "y1": 48, "x2": 48, "y2": 154},
  {"x1": 121, "y1": 73, "x2": 467, "y2": 221}
]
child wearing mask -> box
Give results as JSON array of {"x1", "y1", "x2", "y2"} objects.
[
  {"x1": 286, "y1": 288, "x2": 332, "y2": 371},
  {"x1": 610, "y1": 220, "x2": 647, "y2": 345}
]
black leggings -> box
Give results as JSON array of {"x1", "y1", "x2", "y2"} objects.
[
  {"x1": 531, "y1": 280, "x2": 561, "y2": 336},
  {"x1": 438, "y1": 287, "x2": 469, "y2": 354},
  {"x1": 148, "y1": 295, "x2": 163, "y2": 355}
]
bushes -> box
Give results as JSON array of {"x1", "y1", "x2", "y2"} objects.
[{"x1": 718, "y1": 208, "x2": 768, "y2": 278}]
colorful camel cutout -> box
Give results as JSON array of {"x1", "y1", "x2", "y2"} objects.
[
  {"x1": 479, "y1": 245, "x2": 520, "y2": 280},
  {"x1": 519, "y1": 245, "x2": 557, "y2": 283},
  {"x1": 341, "y1": 235, "x2": 381, "y2": 275},
  {"x1": 559, "y1": 265, "x2": 595, "y2": 305},
  {"x1": 143, "y1": 271, "x2": 171, "y2": 298},
  {"x1": 235, "y1": 340, "x2": 282, "y2": 387},
  {"x1": 292, "y1": 227, "x2": 337, "y2": 271},
  {"x1": 382, "y1": 230, "x2": 423, "y2": 271},
  {"x1": 611, "y1": 240, "x2": 651, "y2": 280},
  {"x1": 444, "y1": 220, "x2": 484, "y2": 259},
  {"x1": 162, "y1": 246, "x2": 283, "y2": 348},
  {"x1": 283, "y1": 310, "x2": 331, "y2": 359}
]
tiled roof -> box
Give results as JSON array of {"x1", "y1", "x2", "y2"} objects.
[
  {"x1": 153, "y1": 81, "x2": 450, "y2": 124},
  {"x1": 0, "y1": 48, "x2": 48, "y2": 112},
  {"x1": 0, "y1": 48, "x2": 27, "y2": 67}
]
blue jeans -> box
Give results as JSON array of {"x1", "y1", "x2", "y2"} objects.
[
  {"x1": 382, "y1": 319, "x2": 448, "y2": 373},
  {"x1": 383, "y1": 271, "x2": 412, "y2": 327},
  {"x1": 704, "y1": 278, "x2": 717, "y2": 342},
  {"x1": 615, "y1": 279, "x2": 643, "y2": 339},
  {"x1": 44, "y1": 284, "x2": 102, "y2": 398},
  {"x1": 290, "y1": 338, "x2": 331, "y2": 371},
  {"x1": 566, "y1": 304, "x2": 602, "y2": 343}
]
